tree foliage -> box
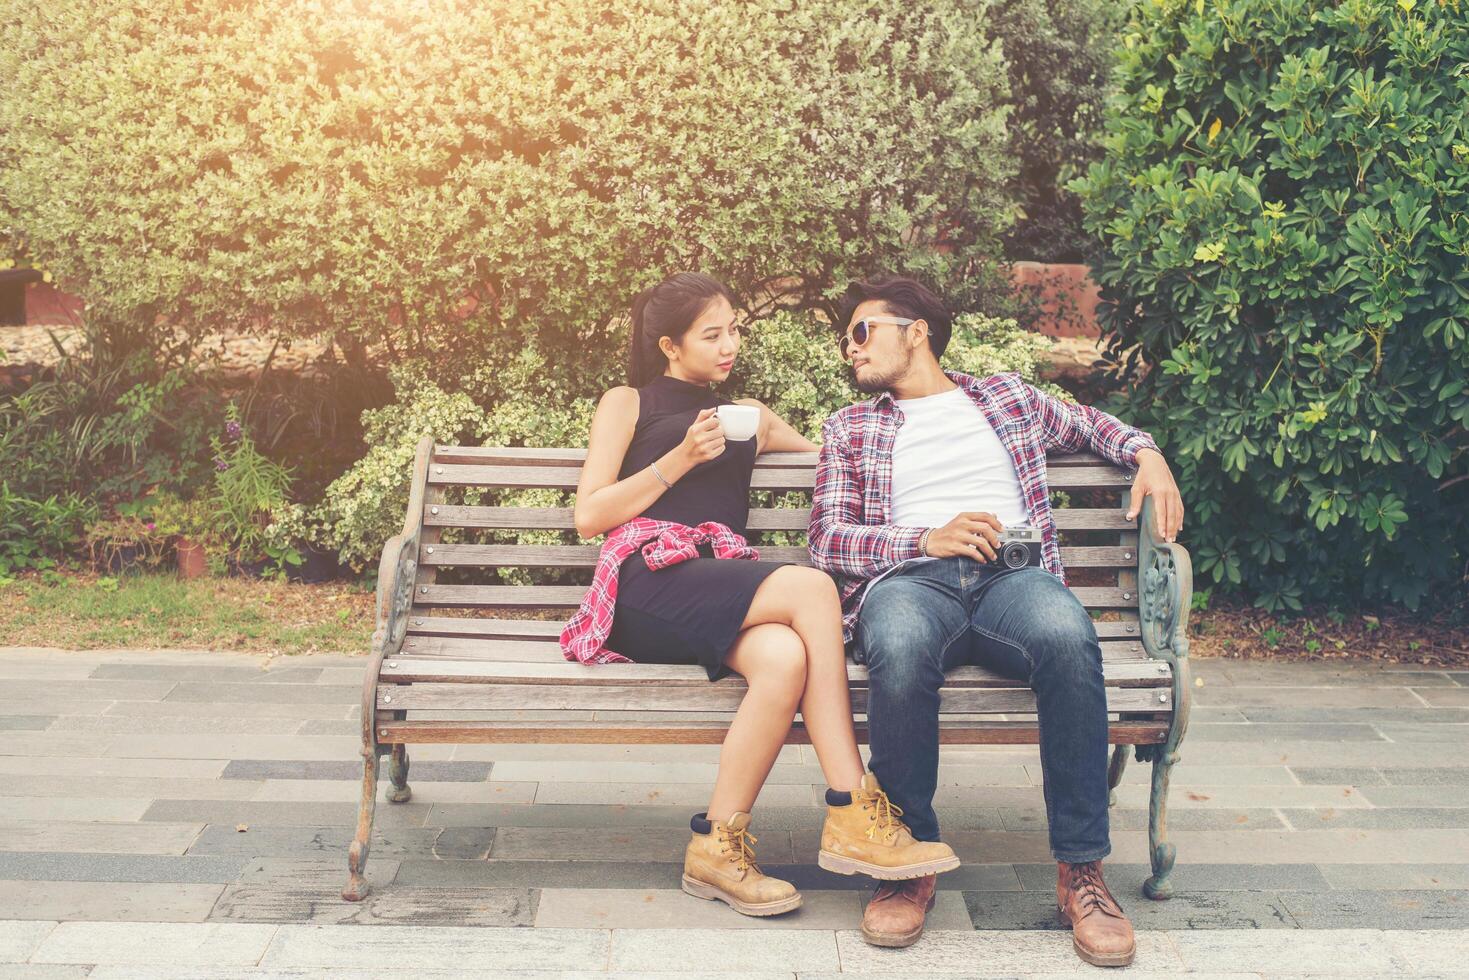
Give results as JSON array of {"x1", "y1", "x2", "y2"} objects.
[{"x1": 1073, "y1": 0, "x2": 1469, "y2": 609}]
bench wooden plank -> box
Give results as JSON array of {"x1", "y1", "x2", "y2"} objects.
[
  {"x1": 422, "y1": 505, "x2": 1139, "y2": 532},
  {"x1": 411, "y1": 583, "x2": 1144, "y2": 610},
  {"x1": 426, "y1": 463, "x2": 1132, "y2": 492},
  {"x1": 378, "y1": 657, "x2": 1172, "y2": 687},
  {"x1": 416, "y1": 543, "x2": 1142, "y2": 569},
  {"x1": 372, "y1": 718, "x2": 1171, "y2": 745},
  {"x1": 429, "y1": 447, "x2": 1116, "y2": 470},
  {"x1": 401, "y1": 615, "x2": 1144, "y2": 641},
  {"x1": 395, "y1": 635, "x2": 1154, "y2": 663},
  {"x1": 374, "y1": 682, "x2": 1172, "y2": 713}
]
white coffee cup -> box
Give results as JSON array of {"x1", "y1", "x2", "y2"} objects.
[{"x1": 715, "y1": 404, "x2": 760, "y2": 441}]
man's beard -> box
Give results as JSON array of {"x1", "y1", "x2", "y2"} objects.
[{"x1": 850, "y1": 351, "x2": 910, "y2": 394}]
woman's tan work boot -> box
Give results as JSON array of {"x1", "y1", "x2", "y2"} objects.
[
  {"x1": 818, "y1": 772, "x2": 961, "y2": 880},
  {"x1": 681, "y1": 811, "x2": 802, "y2": 917}
]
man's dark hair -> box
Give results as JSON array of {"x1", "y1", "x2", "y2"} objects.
[{"x1": 836, "y1": 276, "x2": 953, "y2": 360}]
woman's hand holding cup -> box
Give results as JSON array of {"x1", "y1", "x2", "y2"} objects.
[{"x1": 679, "y1": 407, "x2": 726, "y2": 466}]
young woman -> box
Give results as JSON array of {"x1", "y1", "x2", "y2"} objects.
[{"x1": 562, "y1": 272, "x2": 959, "y2": 918}]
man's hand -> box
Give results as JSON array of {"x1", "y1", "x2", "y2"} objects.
[
  {"x1": 1127, "y1": 449, "x2": 1184, "y2": 543},
  {"x1": 927, "y1": 512, "x2": 1004, "y2": 561}
]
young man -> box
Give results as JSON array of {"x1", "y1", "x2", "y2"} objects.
[{"x1": 808, "y1": 277, "x2": 1184, "y2": 965}]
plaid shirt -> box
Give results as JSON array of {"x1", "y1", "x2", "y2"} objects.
[
  {"x1": 560, "y1": 518, "x2": 760, "y2": 664},
  {"x1": 808, "y1": 371, "x2": 1159, "y2": 643}
]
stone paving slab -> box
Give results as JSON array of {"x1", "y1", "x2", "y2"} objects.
[
  {"x1": 220, "y1": 760, "x2": 494, "y2": 782},
  {"x1": 1011, "y1": 862, "x2": 1332, "y2": 893},
  {"x1": 4, "y1": 775, "x2": 263, "y2": 801},
  {"x1": 1287, "y1": 807, "x2": 1469, "y2": 829},
  {"x1": 610, "y1": 928, "x2": 840, "y2": 972},
  {"x1": 999, "y1": 806, "x2": 1289, "y2": 832},
  {"x1": 249, "y1": 779, "x2": 536, "y2": 805},
  {"x1": 185, "y1": 824, "x2": 495, "y2": 861},
  {"x1": 834, "y1": 928, "x2": 1186, "y2": 973},
  {"x1": 0, "y1": 882, "x2": 225, "y2": 922},
  {"x1": 0, "y1": 923, "x2": 55, "y2": 963},
  {"x1": 490, "y1": 826, "x2": 797, "y2": 864},
  {"x1": 47, "y1": 716, "x2": 310, "y2": 736},
  {"x1": 257, "y1": 924, "x2": 608, "y2": 970},
  {"x1": 1382, "y1": 928, "x2": 1469, "y2": 974},
  {"x1": 1279, "y1": 890, "x2": 1469, "y2": 929},
  {"x1": 30, "y1": 922, "x2": 278, "y2": 967},
  {"x1": 0, "y1": 822, "x2": 204, "y2": 855},
  {"x1": 1316, "y1": 864, "x2": 1469, "y2": 890},
  {"x1": 1167, "y1": 927, "x2": 1406, "y2": 973},
  {"x1": 162, "y1": 684, "x2": 358, "y2": 706},
  {"x1": 87, "y1": 666, "x2": 325, "y2": 684},
  {"x1": 102, "y1": 701, "x2": 352, "y2": 720},
  {"x1": 0, "y1": 718, "x2": 52, "y2": 732},
  {"x1": 531, "y1": 887, "x2": 972, "y2": 931},
  {"x1": 0, "y1": 799, "x2": 153, "y2": 822},
  {"x1": 0, "y1": 852, "x2": 247, "y2": 884},
  {"x1": 141, "y1": 800, "x2": 432, "y2": 828},
  {"x1": 211, "y1": 881, "x2": 534, "y2": 927},
  {"x1": 0, "y1": 681, "x2": 179, "y2": 702},
  {"x1": 966, "y1": 888, "x2": 1299, "y2": 930},
  {"x1": 533, "y1": 782, "x2": 817, "y2": 807}
]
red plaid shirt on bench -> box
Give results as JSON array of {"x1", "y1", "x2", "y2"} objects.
[
  {"x1": 808, "y1": 371, "x2": 1159, "y2": 643},
  {"x1": 560, "y1": 518, "x2": 760, "y2": 665}
]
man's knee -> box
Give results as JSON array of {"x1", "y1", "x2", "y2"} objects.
[
  {"x1": 1018, "y1": 585, "x2": 1101, "y2": 679},
  {"x1": 857, "y1": 586, "x2": 950, "y2": 691}
]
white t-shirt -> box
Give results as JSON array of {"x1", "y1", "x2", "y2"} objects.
[{"x1": 890, "y1": 386, "x2": 1028, "y2": 531}]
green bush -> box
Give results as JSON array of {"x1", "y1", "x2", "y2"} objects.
[
  {"x1": 316, "y1": 311, "x2": 1061, "y2": 568},
  {"x1": 0, "y1": 0, "x2": 1016, "y2": 370},
  {"x1": 1072, "y1": 0, "x2": 1468, "y2": 610},
  {"x1": 989, "y1": 0, "x2": 1127, "y2": 263}
]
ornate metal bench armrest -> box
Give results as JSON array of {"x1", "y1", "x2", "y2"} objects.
[
  {"x1": 1136, "y1": 495, "x2": 1192, "y2": 665},
  {"x1": 374, "y1": 532, "x2": 419, "y2": 660}
]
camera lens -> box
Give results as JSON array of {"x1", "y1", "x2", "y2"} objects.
[{"x1": 1002, "y1": 542, "x2": 1029, "y2": 569}]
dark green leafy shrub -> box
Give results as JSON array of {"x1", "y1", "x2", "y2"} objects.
[
  {"x1": 1073, "y1": 0, "x2": 1469, "y2": 610},
  {"x1": 990, "y1": 0, "x2": 1126, "y2": 263}
]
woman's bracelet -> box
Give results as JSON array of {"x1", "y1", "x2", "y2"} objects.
[
  {"x1": 918, "y1": 527, "x2": 933, "y2": 557},
  {"x1": 650, "y1": 460, "x2": 673, "y2": 489}
]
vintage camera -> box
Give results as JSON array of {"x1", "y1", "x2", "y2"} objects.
[{"x1": 996, "y1": 525, "x2": 1043, "y2": 569}]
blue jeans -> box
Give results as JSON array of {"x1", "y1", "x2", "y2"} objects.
[{"x1": 854, "y1": 558, "x2": 1110, "y2": 863}]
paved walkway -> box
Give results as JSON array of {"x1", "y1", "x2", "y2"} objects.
[{"x1": 1, "y1": 646, "x2": 1466, "y2": 976}]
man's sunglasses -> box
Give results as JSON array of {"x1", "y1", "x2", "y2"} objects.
[{"x1": 839, "y1": 316, "x2": 916, "y2": 361}]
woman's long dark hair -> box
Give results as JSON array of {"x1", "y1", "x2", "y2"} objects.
[{"x1": 626, "y1": 272, "x2": 737, "y2": 387}]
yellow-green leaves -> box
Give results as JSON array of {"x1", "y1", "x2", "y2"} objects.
[
  {"x1": 1193, "y1": 240, "x2": 1226, "y2": 262},
  {"x1": 1207, "y1": 117, "x2": 1223, "y2": 142}
]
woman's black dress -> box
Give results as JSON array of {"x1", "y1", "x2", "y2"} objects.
[{"x1": 603, "y1": 374, "x2": 789, "y2": 680}]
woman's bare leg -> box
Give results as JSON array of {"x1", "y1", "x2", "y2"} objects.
[
  {"x1": 741, "y1": 566, "x2": 866, "y2": 793},
  {"x1": 705, "y1": 623, "x2": 806, "y2": 822}
]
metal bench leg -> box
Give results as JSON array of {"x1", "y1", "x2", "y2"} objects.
[
  {"x1": 388, "y1": 744, "x2": 412, "y2": 803},
  {"x1": 1107, "y1": 743, "x2": 1130, "y2": 807},
  {"x1": 1143, "y1": 744, "x2": 1178, "y2": 899},
  {"x1": 342, "y1": 749, "x2": 380, "y2": 902}
]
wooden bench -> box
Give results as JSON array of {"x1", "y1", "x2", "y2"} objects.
[{"x1": 344, "y1": 436, "x2": 1194, "y2": 902}]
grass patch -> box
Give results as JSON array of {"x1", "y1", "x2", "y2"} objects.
[{"x1": 0, "y1": 571, "x2": 375, "y2": 654}]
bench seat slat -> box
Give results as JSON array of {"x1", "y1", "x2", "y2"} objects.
[
  {"x1": 396, "y1": 635, "x2": 1153, "y2": 662},
  {"x1": 376, "y1": 683, "x2": 1171, "y2": 713},
  {"x1": 427, "y1": 463, "x2": 1132, "y2": 492},
  {"x1": 417, "y1": 543, "x2": 1142, "y2": 570},
  {"x1": 429, "y1": 447, "x2": 1115, "y2": 470},
  {"x1": 402, "y1": 615, "x2": 1144, "y2": 641},
  {"x1": 373, "y1": 718, "x2": 1170, "y2": 746},
  {"x1": 379, "y1": 657, "x2": 1171, "y2": 687},
  {"x1": 423, "y1": 506, "x2": 1139, "y2": 532},
  {"x1": 411, "y1": 583, "x2": 1143, "y2": 610}
]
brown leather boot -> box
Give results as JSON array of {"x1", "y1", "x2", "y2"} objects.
[
  {"x1": 860, "y1": 874, "x2": 937, "y2": 948},
  {"x1": 681, "y1": 811, "x2": 801, "y2": 917},
  {"x1": 818, "y1": 773, "x2": 960, "y2": 880},
  {"x1": 1057, "y1": 861, "x2": 1136, "y2": 967}
]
